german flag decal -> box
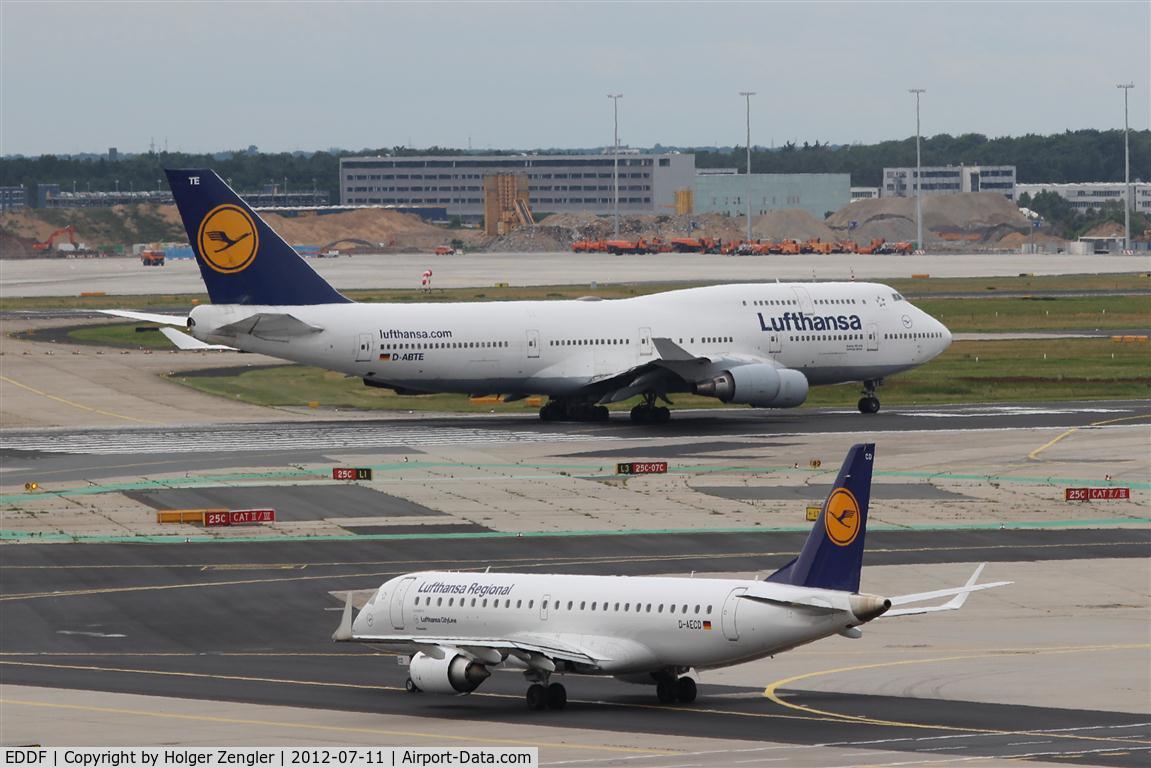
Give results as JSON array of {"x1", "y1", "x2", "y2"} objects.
[
  {"x1": 703, "y1": 620, "x2": 712, "y2": 630},
  {"x1": 379, "y1": 353, "x2": 392, "y2": 361}
]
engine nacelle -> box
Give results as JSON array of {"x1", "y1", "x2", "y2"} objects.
[
  {"x1": 408, "y1": 651, "x2": 491, "y2": 695},
  {"x1": 694, "y1": 364, "x2": 808, "y2": 408}
]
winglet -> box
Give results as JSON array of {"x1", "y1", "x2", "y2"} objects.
[{"x1": 332, "y1": 592, "x2": 355, "y2": 642}]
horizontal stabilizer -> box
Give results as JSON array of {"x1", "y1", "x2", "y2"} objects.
[
  {"x1": 159, "y1": 327, "x2": 234, "y2": 351},
  {"x1": 740, "y1": 592, "x2": 841, "y2": 614},
  {"x1": 332, "y1": 592, "x2": 355, "y2": 642},
  {"x1": 215, "y1": 312, "x2": 323, "y2": 338},
  {"x1": 885, "y1": 563, "x2": 1011, "y2": 617},
  {"x1": 97, "y1": 309, "x2": 188, "y2": 326}
]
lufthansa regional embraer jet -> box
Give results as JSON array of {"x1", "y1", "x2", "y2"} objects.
[
  {"x1": 332, "y1": 444, "x2": 1009, "y2": 709},
  {"x1": 107, "y1": 170, "x2": 951, "y2": 422}
]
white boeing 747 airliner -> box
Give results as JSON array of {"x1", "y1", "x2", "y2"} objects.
[
  {"x1": 107, "y1": 170, "x2": 951, "y2": 422},
  {"x1": 332, "y1": 444, "x2": 1009, "y2": 709}
]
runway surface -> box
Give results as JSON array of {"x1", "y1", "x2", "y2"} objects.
[
  {"x1": 2, "y1": 399, "x2": 1147, "y2": 470},
  {"x1": 2, "y1": 534, "x2": 1148, "y2": 766},
  {"x1": 3, "y1": 252, "x2": 1147, "y2": 297}
]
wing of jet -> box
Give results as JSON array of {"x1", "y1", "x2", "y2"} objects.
[
  {"x1": 583, "y1": 338, "x2": 798, "y2": 410},
  {"x1": 883, "y1": 563, "x2": 1012, "y2": 617},
  {"x1": 159, "y1": 327, "x2": 235, "y2": 351},
  {"x1": 97, "y1": 309, "x2": 188, "y2": 326}
]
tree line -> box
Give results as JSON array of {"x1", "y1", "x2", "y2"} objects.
[{"x1": 1, "y1": 130, "x2": 1146, "y2": 202}]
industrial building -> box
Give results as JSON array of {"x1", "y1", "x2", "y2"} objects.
[
  {"x1": 339, "y1": 152, "x2": 696, "y2": 219},
  {"x1": 692, "y1": 173, "x2": 851, "y2": 220},
  {"x1": 882, "y1": 164, "x2": 1016, "y2": 200},
  {"x1": 1016, "y1": 181, "x2": 1151, "y2": 215},
  {"x1": 0, "y1": 186, "x2": 26, "y2": 212}
]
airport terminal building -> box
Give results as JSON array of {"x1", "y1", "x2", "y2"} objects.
[
  {"x1": 692, "y1": 172, "x2": 851, "y2": 220},
  {"x1": 882, "y1": 164, "x2": 1017, "y2": 200},
  {"x1": 1016, "y1": 181, "x2": 1151, "y2": 214},
  {"x1": 340, "y1": 152, "x2": 696, "y2": 218}
]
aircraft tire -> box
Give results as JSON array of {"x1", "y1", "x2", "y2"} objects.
[
  {"x1": 404, "y1": 677, "x2": 420, "y2": 694},
  {"x1": 630, "y1": 405, "x2": 650, "y2": 423},
  {"x1": 594, "y1": 406, "x2": 610, "y2": 422},
  {"x1": 675, "y1": 677, "x2": 697, "y2": 704},
  {"x1": 656, "y1": 680, "x2": 676, "y2": 704},
  {"x1": 546, "y1": 682, "x2": 568, "y2": 710},
  {"x1": 857, "y1": 396, "x2": 880, "y2": 414},
  {"x1": 526, "y1": 683, "x2": 548, "y2": 711},
  {"x1": 655, "y1": 406, "x2": 671, "y2": 423}
]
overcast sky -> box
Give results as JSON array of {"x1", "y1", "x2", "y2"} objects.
[{"x1": 2, "y1": 1, "x2": 1148, "y2": 156}]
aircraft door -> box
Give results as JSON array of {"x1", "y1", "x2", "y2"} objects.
[
  {"x1": 355, "y1": 334, "x2": 373, "y2": 362},
  {"x1": 390, "y1": 576, "x2": 416, "y2": 630},
  {"x1": 866, "y1": 323, "x2": 879, "y2": 351},
  {"x1": 721, "y1": 587, "x2": 747, "y2": 641},
  {"x1": 526, "y1": 330, "x2": 540, "y2": 359},
  {"x1": 639, "y1": 327, "x2": 653, "y2": 357},
  {"x1": 540, "y1": 594, "x2": 550, "y2": 622},
  {"x1": 768, "y1": 331, "x2": 782, "y2": 354}
]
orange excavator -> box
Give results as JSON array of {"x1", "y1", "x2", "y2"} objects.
[{"x1": 32, "y1": 225, "x2": 78, "y2": 252}]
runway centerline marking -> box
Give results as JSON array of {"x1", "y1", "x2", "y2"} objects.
[
  {"x1": 0, "y1": 695, "x2": 676, "y2": 755},
  {"x1": 0, "y1": 375, "x2": 157, "y2": 425},
  {"x1": 762, "y1": 644, "x2": 1151, "y2": 746}
]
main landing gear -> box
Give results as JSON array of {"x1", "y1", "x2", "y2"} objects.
[
  {"x1": 539, "y1": 400, "x2": 609, "y2": 422},
  {"x1": 655, "y1": 675, "x2": 697, "y2": 705},
  {"x1": 629, "y1": 393, "x2": 670, "y2": 423},
  {"x1": 857, "y1": 379, "x2": 882, "y2": 414},
  {"x1": 525, "y1": 681, "x2": 568, "y2": 711}
]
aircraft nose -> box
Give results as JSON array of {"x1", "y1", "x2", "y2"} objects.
[{"x1": 938, "y1": 319, "x2": 952, "y2": 349}]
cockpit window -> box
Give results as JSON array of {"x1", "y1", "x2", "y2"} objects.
[{"x1": 892, "y1": 292, "x2": 905, "y2": 301}]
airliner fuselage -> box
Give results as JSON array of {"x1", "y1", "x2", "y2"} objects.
[{"x1": 190, "y1": 282, "x2": 950, "y2": 413}]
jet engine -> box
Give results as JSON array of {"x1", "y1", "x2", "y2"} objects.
[
  {"x1": 694, "y1": 364, "x2": 808, "y2": 408},
  {"x1": 408, "y1": 651, "x2": 491, "y2": 694}
]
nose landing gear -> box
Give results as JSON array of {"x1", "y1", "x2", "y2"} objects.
[{"x1": 858, "y1": 379, "x2": 883, "y2": 414}]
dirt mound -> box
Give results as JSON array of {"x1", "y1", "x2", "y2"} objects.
[
  {"x1": 0, "y1": 204, "x2": 486, "y2": 255},
  {"x1": 751, "y1": 210, "x2": 836, "y2": 241},
  {"x1": 490, "y1": 211, "x2": 785, "y2": 251},
  {"x1": 1083, "y1": 220, "x2": 1125, "y2": 238},
  {"x1": 826, "y1": 192, "x2": 1030, "y2": 245},
  {"x1": 0, "y1": 231, "x2": 37, "y2": 259},
  {"x1": 996, "y1": 231, "x2": 1068, "y2": 248},
  {"x1": 0, "y1": 203, "x2": 186, "y2": 247},
  {"x1": 262, "y1": 209, "x2": 481, "y2": 250}
]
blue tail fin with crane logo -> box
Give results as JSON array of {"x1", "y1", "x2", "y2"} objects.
[
  {"x1": 165, "y1": 169, "x2": 350, "y2": 306},
  {"x1": 766, "y1": 443, "x2": 874, "y2": 593}
]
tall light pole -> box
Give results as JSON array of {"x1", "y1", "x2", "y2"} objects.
[
  {"x1": 909, "y1": 88, "x2": 926, "y2": 251},
  {"x1": 740, "y1": 91, "x2": 756, "y2": 241},
  {"x1": 608, "y1": 93, "x2": 623, "y2": 237},
  {"x1": 1118, "y1": 82, "x2": 1134, "y2": 251}
]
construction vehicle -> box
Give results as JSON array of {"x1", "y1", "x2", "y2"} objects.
[
  {"x1": 140, "y1": 248, "x2": 165, "y2": 266},
  {"x1": 777, "y1": 239, "x2": 801, "y2": 255},
  {"x1": 571, "y1": 240, "x2": 605, "y2": 253},
  {"x1": 433, "y1": 245, "x2": 456, "y2": 256},
  {"x1": 604, "y1": 239, "x2": 653, "y2": 255},
  {"x1": 878, "y1": 241, "x2": 914, "y2": 255},
  {"x1": 32, "y1": 225, "x2": 78, "y2": 252},
  {"x1": 856, "y1": 238, "x2": 886, "y2": 255},
  {"x1": 806, "y1": 239, "x2": 834, "y2": 255}
]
